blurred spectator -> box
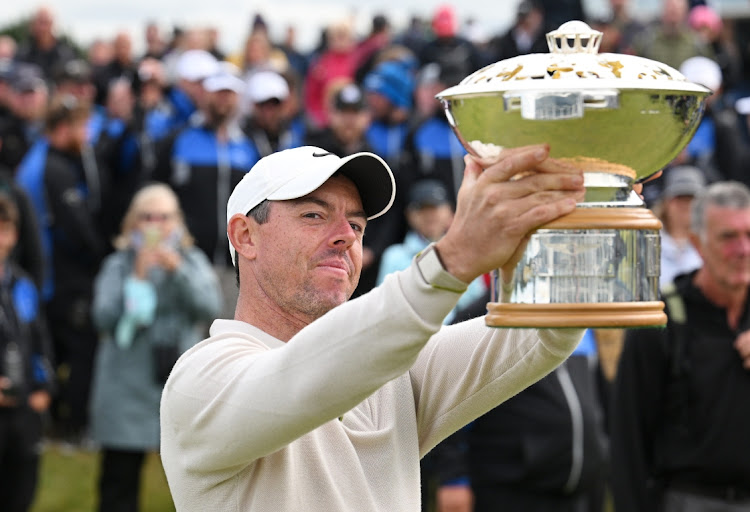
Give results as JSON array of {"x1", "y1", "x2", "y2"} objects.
[
  {"x1": 142, "y1": 21, "x2": 167, "y2": 61},
  {"x1": 238, "y1": 28, "x2": 288, "y2": 78},
  {"x1": 16, "y1": 95, "x2": 111, "y2": 444},
  {"x1": 131, "y1": 58, "x2": 171, "y2": 177},
  {"x1": 242, "y1": 70, "x2": 303, "y2": 157},
  {"x1": 688, "y1": 5, "x2": 745, "y2": 94},
  {"x1": 655, "y1": 166, "x2": 705, "y2": 287},
  {"x1": 488, "y1": 0, "x2": 549, "y2": 62},
  {"x1": 87, "y1": 38, "x2": 114, "y2": 69},
  {"x1": 304, "y1": 19, "x2": 359, "y2": 129},
  {"x1": 0, "y1": 60, "x2": 13, "y2": 120},
  {"x1": 674, "y1": 55, "x2": 725, "y2": 180},
  {"x1": 362, "y1": 60, "x2": 415, "y2": 169},
  {"x1": 0, "y1": 193, "x2": 55, "y2": 512},
  {"x1": 353, "y1": 14, "x2": 393, "y2": 83},
  {"x1": 714, "y1": 95, "x2": 750, "y2": 187},
  {"x1": 601, "y1": 0, "x2": 646, "y2": 54},
  {"x1": 165, "y1": 49, "x2": 219, "y2": 130},
  {"x1": 611, "y1": 181, "x2": 750, "y2": 512},
  {"x1": 90, "y1": 183, "x2": 220, "y2": 512},
  {"x1": 0, "y1": 36, "x2": 17, "y2": 61},
  {"x1": 0, "y1": 64, "x2": 48, "y2": 172},
  {"x1": 206, "y1": 26, "x2": 226, "y2": 62},
  {"x1": 15, "y1": 6, "x2": 76, "y2": 81},
  {"x1": 0, "y1": 134, "x2": 44, "y2": 290},
  {"x1": 402, "y1": 62, "x2": 467, "y2": 206},
  {"x1": 277, "y1": 25, "x2": 309, "y2": 79},
  {"x1": 153, "y1": 71, "x2": 259, "y2": 319},
  {"x1": 395, "y1": 16, "x2": 430, "y2": 58},
  {"x1": 95, "y1": 78, "x2": 142, "y2": 240},
  {"x1": 376, "y1": 179, "x2": 486, "y2": 324},
  {"x1": 538, "y1": 0, "x2": 586, "y2": 30},
  {"x1": 92, "y1": 31, "x2": 137, "y2": 106},
  {"x1": 632, "y1": 0, "x2": 713, "y2": 69},
  {"x1": 306, "y1": 83, "x2": 373, "y2": 156},
  {"x1": 418, "y1": 5, "x2": 486, "y2": 80}
]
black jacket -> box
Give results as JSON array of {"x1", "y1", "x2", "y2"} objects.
[{"x1": 611, "y1": 270, "x2": 750, "y2": 512}]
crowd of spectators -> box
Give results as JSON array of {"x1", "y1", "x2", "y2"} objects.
[{"x1": 1, "y1": 0, "x2": 750, "y2": 509}]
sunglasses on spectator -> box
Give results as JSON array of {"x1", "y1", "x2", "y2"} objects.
[{"x1": 138, "y1": 212, "x2": 175, "y2": 222}]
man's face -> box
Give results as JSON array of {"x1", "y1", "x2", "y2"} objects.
[
  {"x1": 248, "y1": 175, "x2": 366, "y2": 320},
  {"x1": 206, "y1": 89, "x2": 238, "y2": 125},
  {"x1": 11, "y1": 87, "x2": 48, "y2": 120},
  {"x1": 253, "y1": 98, "x2": 284, "y2": 133},
  {"x1": 329, "y1": 108, "x2": 370, "y2": 145},
  {"x1": 406, "y1": 203, "x2": 454, "y2": 242},
  {"x1": 693, "y1": 205, "x2": 750, "y2": 292}
]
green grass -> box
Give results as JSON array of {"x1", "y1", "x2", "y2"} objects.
[{"x1": 31, "y1": 444, "x2": 175, "y2": 512}]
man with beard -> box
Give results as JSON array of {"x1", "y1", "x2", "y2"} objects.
[
  {"x1": 242, "y1": 70, "x2": 303, "y2": 158},
  {"x1": 153, "y1": 71, "x2": 259, "y2": 319},
  {"x1": 16, "y1": 95, "x2": 110, "y2": 444}
]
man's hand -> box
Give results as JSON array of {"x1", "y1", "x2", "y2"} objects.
[
  {"x1": 734, "y1": 330, "x2": 750, "y2": 369},
  {"x1": 437, "y1": 484, "x2": 474, "y2": 512},
  {"x1": 435, "y1": 144, "x2": 585, "y2": 283}
]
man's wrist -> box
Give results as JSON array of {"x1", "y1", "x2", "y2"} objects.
[{"x1": 415, "y1": 243, "x2": 470, "y2": 293}]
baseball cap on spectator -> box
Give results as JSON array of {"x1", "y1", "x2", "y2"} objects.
[
  {"x1": 432, "y1": 4, "x2": 458, "y2": 38},
  {"x1": 203, "y1": 72, "x2": 245, "y2": 94},
  {"x1": 245, "y1": 70, "x2": 289, "y2": 104},
  {"x1": 408, "y1": 180, "x2": 450, "y2": 209},
  {"x1": 363, "y1": 61, "x2": 415, "y2": 109},
  {"x1": 679, "y1": 56, "x2": 722, "y2": 93},
  {"x1": 661, "y1": 166, "x2": 706, "y2": 200},
  {"x1": 11, "y1": 63, "x2": 46, "y2": 92},
  {"x1": 176, "y1": 49, "x2": 220, "y2": 82},
  {"x1": 333, "y1": 83, "x2": 365, "y2": 111},
  {"x1": 736, "y1": 97, "x2": 750, "y2": 115},
  {"x1": 226, "y1": 146, "x2": 395, "y2": 265},
  {"x1": 55, "y1": 59, "x2": 92, "y2": 84}
]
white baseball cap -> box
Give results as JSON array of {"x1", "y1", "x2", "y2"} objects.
[
  {"x1": 227, "y1": 146, "x2": 395, "y2": 265},
  {"x1": 176, "y1": 49, "x2": 220, "y2": 82},
  {"x1": 679, "y1": 56, "x2": 722, "y2": 93},
  {"x1": 245, "y1": 70, "x2": 289, "y2": 103},
  {"x1": 203, "y1": 72, "x2": 245, "y2": 94}
]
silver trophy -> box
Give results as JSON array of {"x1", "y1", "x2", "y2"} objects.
[{"x1": 436, "y1": 21, "x2": 710, "y2": 328}]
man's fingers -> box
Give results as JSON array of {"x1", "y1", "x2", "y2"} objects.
[{"x1": 477, "y1": 144, "x2": 551, "y2": 181}]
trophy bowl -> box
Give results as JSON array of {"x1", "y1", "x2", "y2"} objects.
[{"x1": 436, "y1": 20, "x2": 710, "y2": 328}]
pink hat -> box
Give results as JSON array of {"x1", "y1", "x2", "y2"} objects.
[
  {"x1": 688, "y1": 5, "x2": 722, "y2": 35},
  {"x1": 432, "y1": 4, "x2": 457, "y2": 38}
]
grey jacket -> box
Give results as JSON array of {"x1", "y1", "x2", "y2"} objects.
[{"x1": 90, "y1": 246, "x2": 222, "y2": 450}]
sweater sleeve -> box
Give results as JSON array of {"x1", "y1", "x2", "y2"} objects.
[{"x1": 409, "y1": 317, "x2": 583, "y2": 456}]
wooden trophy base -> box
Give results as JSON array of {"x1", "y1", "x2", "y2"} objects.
[{"x1": 485, "y1": 301, "x2": 667, "y2": 328}]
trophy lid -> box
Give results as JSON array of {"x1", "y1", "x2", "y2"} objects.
[{"x1": 438, "y1": 20, "x2": 710, "y2": 98}]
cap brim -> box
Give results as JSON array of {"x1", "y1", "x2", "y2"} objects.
[{"x1": 267, "y1": 151, "x2": 395, "y2": 220}]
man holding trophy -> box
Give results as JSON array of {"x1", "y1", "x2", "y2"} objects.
[{"x1": 159, "y1": 20, "x2": 711, "y2": 512}]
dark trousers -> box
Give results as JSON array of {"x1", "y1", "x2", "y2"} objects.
[
  {"x1": 0, "y1": 407, "x2": 43, "y2": 512},
  {"x1": 98, "y1": 448, "x2": 146, "y2": 512},
  {"x1": 47, "y1": 293, "x2": 98, "y2": 437}
]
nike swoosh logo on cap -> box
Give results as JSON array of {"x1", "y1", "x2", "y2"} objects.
[{"x1": 312, "y1": 151, "x2": 333, "y2": 157}]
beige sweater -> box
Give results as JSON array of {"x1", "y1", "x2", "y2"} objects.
[{"x1": 160, "y1": 260, "x2": 583, "y2": 511}]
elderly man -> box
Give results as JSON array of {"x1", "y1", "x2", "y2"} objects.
[
  {"x1": 160, "y1": 143, "x2": 588, "y2": 511},
  {"x1": 612, "y1": 181, "x2": 750, "y2": 511}
]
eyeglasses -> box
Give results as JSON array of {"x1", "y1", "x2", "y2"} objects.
[{"x1": 138, "y1": 212, "x2": 175, "y2": 222}]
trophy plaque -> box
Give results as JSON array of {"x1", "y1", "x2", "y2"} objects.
[{"x1": 436, "y1": 21, "x2": 710, "y2": 328}]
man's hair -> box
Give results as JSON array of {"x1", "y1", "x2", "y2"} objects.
[
  {"x1": 691, "y1": 181, "x2": 750, "y2": 239},
  {"x1": 235, "y1": 199, "x2": 271, "y2": 286},
  {"x1": 45, "y1": 94, "x2": 90, "y2": 133},
  {"x1": 0, "y1": 193, "x2": 19, "y2": 228}
]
